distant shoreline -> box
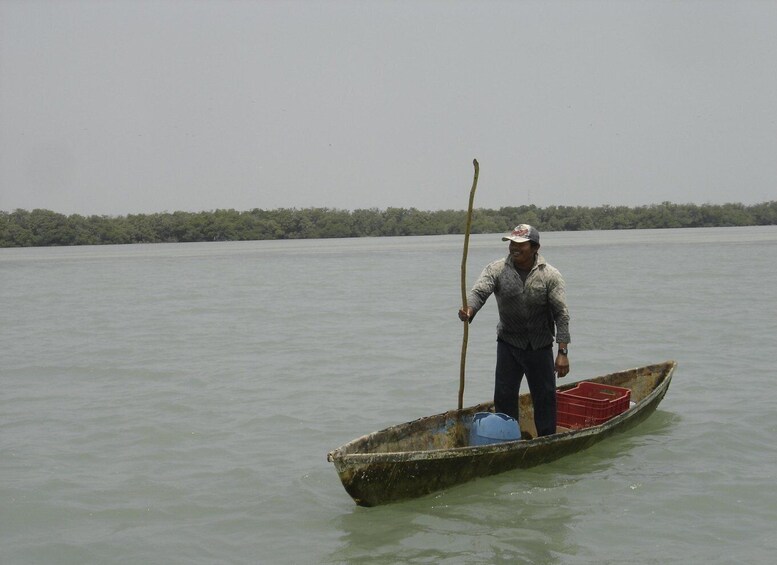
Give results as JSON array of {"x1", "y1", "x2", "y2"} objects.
[{"x1": 2, "y1": 202, "x2": 776, "y2": 248}]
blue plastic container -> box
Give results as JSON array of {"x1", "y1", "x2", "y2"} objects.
[{"x1": 469, "y1": 412, "x2": 521, "y2": 446}]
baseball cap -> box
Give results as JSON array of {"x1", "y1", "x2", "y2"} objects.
[{"x1": 502, "y1": 224, "x2": 540, "y2": 244}]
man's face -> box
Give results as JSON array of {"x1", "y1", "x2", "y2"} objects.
[{"x1": 509, "y1": 240, "x2": 536, "y2": 269}]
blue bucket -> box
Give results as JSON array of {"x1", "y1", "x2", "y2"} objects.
[{"x1": 470, "y1": 412, "x2": 521, "y2": 446}]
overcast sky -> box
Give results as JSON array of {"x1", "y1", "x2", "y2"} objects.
[{"x1": 1, "y1": 0, "x2": 775, "y2": 216}]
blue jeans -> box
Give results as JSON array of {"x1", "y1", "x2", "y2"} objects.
[{"x1": 494, "y1": 339, "x2": 557, "y2": 436}]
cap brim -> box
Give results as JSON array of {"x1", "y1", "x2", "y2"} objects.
[{"x1": 502, "y1": 235, "x2": 531, "y2": 243}]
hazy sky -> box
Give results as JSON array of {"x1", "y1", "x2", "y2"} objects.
[{"x1": 2, "y1": 0, "x2": 776, "y2": 216}]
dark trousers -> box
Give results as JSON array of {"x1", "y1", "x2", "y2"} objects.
[{"x1": 494, "y1": 339, "x2": 557, "y2": 436}]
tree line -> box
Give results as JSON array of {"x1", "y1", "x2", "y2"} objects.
[{"x1": 2, "y1": 201, "x2": 776, "y2": 248}]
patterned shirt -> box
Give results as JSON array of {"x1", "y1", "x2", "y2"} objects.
[{"x1": 467, "y1": 253, "x2": 571, "y2": 350}]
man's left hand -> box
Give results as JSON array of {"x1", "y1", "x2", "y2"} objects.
[{"x1": 555, "y1": 354, "x2": 570, "y2": 378}]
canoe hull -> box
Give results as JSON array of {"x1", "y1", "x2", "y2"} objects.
[{"x1": 328, "y1": 361, "x2": 675, "y2": 507}]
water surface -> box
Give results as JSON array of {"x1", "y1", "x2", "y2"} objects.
[{"x1": 2, "y1": 226, "x2": 776, "y2": 564}]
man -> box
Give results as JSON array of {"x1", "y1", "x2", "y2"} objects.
[{"x1": 458, "y1": 224, "x2": 570, "y2": 437}]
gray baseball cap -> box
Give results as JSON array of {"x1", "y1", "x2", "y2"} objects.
[{"x1": 502, "y1": 224, "x2": 540, "y2": 244}]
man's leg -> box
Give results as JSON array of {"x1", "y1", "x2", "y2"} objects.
[
  {"x1": 494, "y1": 339, "x2": 524, "y2": 419},
  {"x1": 523, "y1": 347, "x2": 557, "y2": 436}
]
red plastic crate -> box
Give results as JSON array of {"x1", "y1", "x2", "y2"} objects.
[{"x1": 556, "y1": 382, "x2": 631, "y2": 429}]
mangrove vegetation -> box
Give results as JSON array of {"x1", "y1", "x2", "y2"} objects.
[{"x1": 2, "y1": 201, "x2": 776, "y2": 248}]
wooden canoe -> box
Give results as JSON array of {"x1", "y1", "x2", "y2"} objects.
[{"x1": 327, "y1": 360, "x2": 676, "y2": 507}]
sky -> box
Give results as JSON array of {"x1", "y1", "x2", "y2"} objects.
[{"x1": 1, "y1": 0, "x2": 776, "y2": 216}]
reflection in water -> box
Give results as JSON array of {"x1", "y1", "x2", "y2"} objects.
[{"x1": 330, "y1": 488, "x2": 574, "y2": 564}]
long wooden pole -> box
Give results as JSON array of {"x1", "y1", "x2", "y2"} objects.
[{"x1": 459, "y1": 159, "x2": 479, "y2": 410}]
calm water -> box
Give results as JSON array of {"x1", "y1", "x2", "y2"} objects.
[{"x1": 2, "y1": 227, "x2": 777, "y2": 564}]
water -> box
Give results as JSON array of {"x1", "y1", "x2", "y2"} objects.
[{"x1": 2, "y1": 226, "x2": 776, "y2": 564}]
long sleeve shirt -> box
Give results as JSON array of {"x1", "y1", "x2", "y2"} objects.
[{"x1": 467, "y1": 253, "x2": 571, "y2": 350}]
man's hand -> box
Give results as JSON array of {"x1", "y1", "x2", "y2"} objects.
[
  {"x1": 555, "y1": 352, "x2": 570, "y2": 378},
  {"x1": 458, "y1": 307, "x2": 474, "y2": 322}
]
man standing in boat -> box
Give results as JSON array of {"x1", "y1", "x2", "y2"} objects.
[{"x1": 458, "y1": 224, "x2": 570, "y2": 437}]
